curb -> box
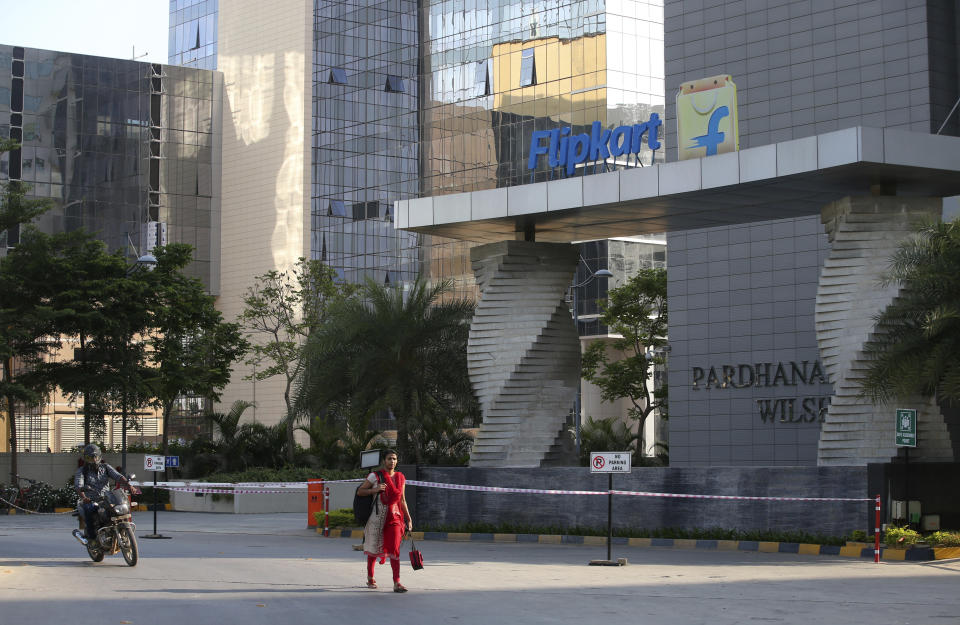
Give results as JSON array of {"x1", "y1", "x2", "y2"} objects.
[
  {"x1": 135, "y1": 503, "x2": 172, "y2": 512},
  {"x1": 316, "y1": 529, "x2": 959, "y2": 562}
]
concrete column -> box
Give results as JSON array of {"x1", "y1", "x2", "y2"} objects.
[
  {"x1": 467, "y1": 241, "x2": 580, "y2": 467},
  {"x1": 816, "y1": 196, "x2": 955, "y2": 465}
]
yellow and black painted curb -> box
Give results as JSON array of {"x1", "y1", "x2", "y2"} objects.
[{"x1": 317, "y1": 529, "x2": 960, "y2": 562}]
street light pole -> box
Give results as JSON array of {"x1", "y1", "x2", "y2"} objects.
[
  {"x1": 571, "y1": 267, "x2": 613, "y2": 456},
  {"x1": 121, "y1": 233, "x2": 158, "y2": 472}
]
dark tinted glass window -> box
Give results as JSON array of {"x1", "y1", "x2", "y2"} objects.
[{"x1": 385, "y1": 75, "x2": 405, "y2": 93}]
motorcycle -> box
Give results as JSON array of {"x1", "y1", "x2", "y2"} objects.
[{"x1": 71, "y1": 477, "x2": 141, "y2": 566}]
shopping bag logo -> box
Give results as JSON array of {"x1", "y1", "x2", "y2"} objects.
[{"x1": 676, "y1": 75, "x2": 739, "y2": 161}]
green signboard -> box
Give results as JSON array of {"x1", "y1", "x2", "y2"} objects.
[{"x1": 896, "y1": 408, "x2": 917, "y2": 447}]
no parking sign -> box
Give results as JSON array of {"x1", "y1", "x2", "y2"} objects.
[
  {"x1": 590, "y1": 452, "x2": 631, "y2": 473},
  {"x1": 144, "y1": 455, "x2": 165, "y2": 472}
]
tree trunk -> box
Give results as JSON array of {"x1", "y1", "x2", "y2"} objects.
[
  {"x1": 4, "y1": 357, "x2": 17, "y2": 484},
  {"x1": 80, "y1": 334, "x2": 89, "y2": 445},
  {"x1": 283, "y1": 379, "x2": 295, "y2": 464},
  {"x1": 161, "y1": 401, "x2": 173, "y2": 481},
  {"x1": 120, "y1": 392, "x2": 128, "y2": 473}
]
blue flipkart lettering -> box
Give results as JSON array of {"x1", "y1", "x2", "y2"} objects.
[{"x1": 527, "y1": 114, "x2": 662, "y2": 176}]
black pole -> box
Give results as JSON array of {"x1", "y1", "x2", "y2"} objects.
[
  {"x1": 607, "y1": 473, "x2": 613, "y2": 561},
  {"x1": 143, "y1": 464, "x2": 171, "y2": 539},
  {"x1": 904, "y1": 447, "x2": 910, "y2": 527},
  {"x1": 152, "y1": 469, "x2": 158, "y2": 533}
]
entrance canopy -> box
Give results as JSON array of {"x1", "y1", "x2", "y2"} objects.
[{"x1": 395, "y1": 127, "x2": 960, "y2": 242}]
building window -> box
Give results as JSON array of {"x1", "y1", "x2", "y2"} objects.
[
  {"x1": 328, "y1": 68, "x2": 347, "y2": 85},
  {"x1": 329, "y1": 199, "x2": 347, "y2": 217},
  {"x1": 475, "y1": 60, "x2": 490, "y2": 97},
  {"x1": 520, "y1": 48, "x2": 536, "y2": 87},
  {"x1": 385, "y1": 74, "x2": 405, "y2": 93},
  {"x1": 351, "y1": 202, "x2": 367, "y2": 220}
]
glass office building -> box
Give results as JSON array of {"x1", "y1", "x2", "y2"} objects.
[
  {"x1": 0, "y1": 45, "x2": 221, "y2": 288},
  {"x1": 311, "y1": 0, "x2": 423, "y2": 288},
  {"x1": 0, "y1": 45, "x2": 222, "y2": 450},
  {"x1": 168, "y1": 0, "x2": 219, "y2": 70},
  {"x1": 166, "y1": 0, "x2": 664, "y2": 299}
]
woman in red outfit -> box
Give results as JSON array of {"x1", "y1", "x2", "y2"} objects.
[{"x1": 359, "y1": 449, "x2": 412, "y2": 592}]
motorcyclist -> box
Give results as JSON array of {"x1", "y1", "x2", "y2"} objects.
[{"x1": 73, "y1": 444, "x2": 130, "y2": 543}]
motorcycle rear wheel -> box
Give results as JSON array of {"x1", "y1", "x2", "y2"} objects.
[{"x1": 119, "y1": 526, "x2": 138, "y2": 566}]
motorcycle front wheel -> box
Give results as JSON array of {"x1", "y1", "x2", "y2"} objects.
[
  {"x1": 119, "y1": 526, "x2": 138, "y2": 566},
  {"x1": 86, "y1": 543, "x2": 104, "y2": 563}
]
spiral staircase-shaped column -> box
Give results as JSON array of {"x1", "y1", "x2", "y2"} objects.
[
  {"x1": 815, "y1": 196, "x2": 955, "y2": 465},
  {"x1": 467, "y1": 241, "x2": 581, "y2": 467}
]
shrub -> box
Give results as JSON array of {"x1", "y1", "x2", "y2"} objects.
[
  {"x1": 201, "y1": 466, "x2": 367, "y2": 484},
  {"x1": 849, "y1": 530, "x2": 868, "y2": 542},
  {"x1": 416, "y1": 523, "x2": 847, "y2": 546},
  {"x1": 315, "y1": 508, "x2": 356, "y2": 528},
  {"x1": 883, "y1": 525, "x2": 921, "y2": 547},
  {"x1": 927, "y1": 530, "x2": 960, "y2": 547}
]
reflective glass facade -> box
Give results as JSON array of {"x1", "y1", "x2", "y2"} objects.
[
  {"x1": 417, "y1": 0, "x2": 666, "y2": 302},
  {"x1": 0, "y1": 46, "x2": 221, "y2": 289},
  {"x1": 307, "y1": 0, "x2": 665, "y2": 300},
  {"x1": 420, "y1": 0, "x2": 665, "y2": 195},
  {"x1": 311, "y1": 0, "x2": 423, "y2": 287},
  {"x1": 168, "y1": 0, "x2": 219, "y2": 70}
]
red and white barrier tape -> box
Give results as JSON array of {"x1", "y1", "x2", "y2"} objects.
[
  {"x1": 609, "y1": 490, "x2": 870, "y2": 502},
  {"x1": 132, "y1": 479, "x2": 871, "y2": 503}
]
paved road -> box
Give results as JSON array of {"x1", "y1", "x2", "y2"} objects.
[{"x1": 1, "y1": 512, "x2": 958, "y2": 625}]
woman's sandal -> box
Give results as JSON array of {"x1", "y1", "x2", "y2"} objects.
[
  {"x1": 393, "y1": 583, "x2": 408, "y2": 593},
  {"x1": 366, "y1": 578, "x2": 377, "y2": 589}
]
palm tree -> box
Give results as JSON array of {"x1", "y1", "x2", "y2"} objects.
[
  {"x1": 206, "y1": 400, "x2": 254, "y2": 471},
  {"x1": 860, "y1": 218, "x2": 960, "y2": 405},
  {"x1": 295, "y1": 277, "x2": 476, "y2": 463},
  {"x1": 574, "y1": 416, "x2": 637, "y2": 466}
]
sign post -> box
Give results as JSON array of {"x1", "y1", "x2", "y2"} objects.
[
  {"x1": 589, "y1": 452, "x2": 631, "y2": 566},
  {"x1": 142, "y1": 455, "x2": 170, "y2": 540},
  {"x1": 895, "y1": 409, "x2": 917, "y2": 527}
]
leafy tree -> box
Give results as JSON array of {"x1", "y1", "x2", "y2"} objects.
[
  {"x1": 297, "y1": 402, "x2": 383, "y2": 469},
  {"x1": 29, "y1": 230, "x2": 145, "y2": 446},
  {"x1": 0, "y1": 140, "x2": 50, "y2": 233},
  {"x1": 239, "y1": 258, "x2": 356, "y2": 463},
  {"x1": 144, "y1": 244, "x2": 248, "y2": 461},
  {"x1": 581, "y1": 268, "x2": 668, "y2": 461},
  {"x1": 296, "y1": 277, "x2": 477, "y2": 463},
  {"x1": 0, "y1": 232, "x2": 58, "y2": 480},
  {"x1": 0, "y1": 142, "x2": 52, "y2": 480},
  {"x1": 860, "y1": 218, "x2": 960, "y2": 405}
]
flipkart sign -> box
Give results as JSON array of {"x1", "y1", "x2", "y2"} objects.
[
  {"x1": 527, "y1": 115, "x2": 663, "y2": 176},
  {"x1": 676, "y1": 75, "x2": 739, "y2": 160}
]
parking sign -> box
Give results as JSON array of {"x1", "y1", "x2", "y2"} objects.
[
  {"x1": 590, "y1": 452, "x2": 632, "y2": 473},
  {"x1": 144, "y1": 455, "x2": 165, "y2": 472}
]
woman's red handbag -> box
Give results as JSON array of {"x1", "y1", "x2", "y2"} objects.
[{"x1": 408, "y1": 536, "x2": 424, "y2": 570}]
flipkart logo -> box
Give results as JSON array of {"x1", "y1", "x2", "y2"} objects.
[{"x1": 676, "y1": 75, "x2": 739, "y2": 161}]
